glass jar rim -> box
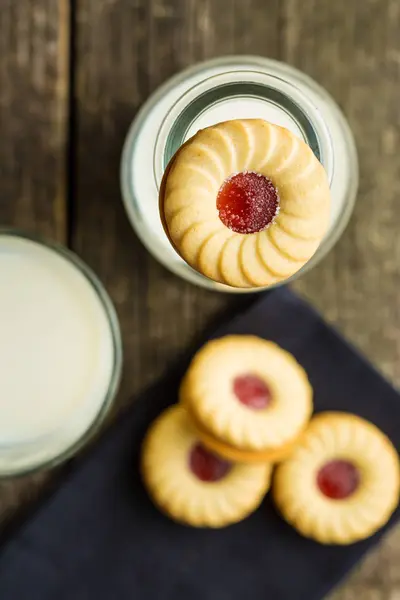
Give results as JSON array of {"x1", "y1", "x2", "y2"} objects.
[
  {"x1": 154, "y1": 68, "x2": 335, "y2": 188},
  {"x1": 120, "y1": 55, "x2": 358, "y2": 294}
]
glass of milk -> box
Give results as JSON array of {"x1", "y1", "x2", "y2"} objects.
[
  {"x1": 0, "y1": 230, "x2": 122, "y2": 476},
  {"x1": 121, "y1": 55, "x2": 358, "y2": 293}
]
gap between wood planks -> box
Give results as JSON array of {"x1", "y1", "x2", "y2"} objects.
[{"x1": 66, "y1": 0, "x2": 77, "y2": 248}]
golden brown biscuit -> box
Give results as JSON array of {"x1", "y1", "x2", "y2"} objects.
[
  {"x1": 141, "y1": 405, "x2": 272, "y2": 528},
  {"x1": 187, "y1": 403, "x2": 299, "y2": 463},
  {"x1": 274, "y1": 412, "x2": 400, "y2": 545},
  {"x1": 180, "y1": 335, "x2": 313, "y2": 455},
  {"x1": 160, "y1": 119, "x2": 331, "y2": 288}
]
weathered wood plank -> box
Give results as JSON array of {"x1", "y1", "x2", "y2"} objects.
[
  {"x1": 282, "y1": 1, "x2": 400, "y2": 598},
  {"x1": 0, "y1": 0, "x2": 70, "y2": 523},
  {"x1": 287, "y1": 0, "x2": 400, "y2": 385},
  {"x1": 0, "y1": 0, "x2": 69, "y2": 240},
  {"x1": 1, "y1": 0, "x2": 399, "y2": 597},
  {"x1": 72, "y1": 0, "x2": 281, "y2": 405},
  {"x1": 72, "y1": 5, "x2": 400, "y2": 596}
]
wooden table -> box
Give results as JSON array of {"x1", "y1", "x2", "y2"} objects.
[{"x1": 1, "y1": 1, "x2": 399, "y2": 597}]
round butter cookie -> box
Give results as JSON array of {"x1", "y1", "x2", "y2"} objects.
[
  {"x1": 188, "y1": 405, "x2": 298, "y2": 463},
  {"x1": 160, "y1": 119, "x2": 331, "y2": 288},
  {"x1": 180, "y1": 336, "x2": 313, "y2": 456},
  {"x1": 274, "y1": 412, "x2": 400, "y2": 545},
  {"x1": 141, "y1": 404, "x2": 271, "y2": 528}
]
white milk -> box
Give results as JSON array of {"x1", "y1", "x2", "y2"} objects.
[{"x1": 0, "y1": 234, "x2": 120, "y2": 474}]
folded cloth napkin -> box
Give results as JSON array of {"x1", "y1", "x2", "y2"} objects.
[{"x1": 0, "y1": 288, "x2": 398, "y2": 600}]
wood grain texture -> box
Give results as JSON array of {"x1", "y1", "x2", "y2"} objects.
[
  {"x1": 0, "y1": 0, "x2": 70, "y2": 526},
  {"x1": 0, "y1": 0, "x2": 399, "y2": 597},
  {"x1": 72, "y1": 0, "x2": 282, "y2": 405},
  {"x1": 281, "y1": 2, "x2": 400, "y2": 597},
  {"x1": 287, "y1": 0, "x2": 400, "y2": 386},
  {"x1": 72, "y1": 1, "x2": 400, "y2": 598},
  {"x1": 0, "y1": 0, "x2": 69, "y2": 239}
]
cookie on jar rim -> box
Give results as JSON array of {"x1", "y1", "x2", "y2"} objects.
[
  {"x1": 141, "y1": 404, "x2": 272, "y2": 528},
  {"x1": 180, "y1": 335, "x2": 313, "y2": 456},
  {"x1": 160, "y1": 119, "x2": 331, "y2": 288},
  {"x1": 273, "y1": 412, "x2": 400, "y2": 545}
]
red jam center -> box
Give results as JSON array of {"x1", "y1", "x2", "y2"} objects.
[
  {"x1": 189, "y1": 443, "x2": 231, "y2": 482},
  {"x1": 233, "y1": 374, "x2": 272, "y2": 410},
  {"x1": 216, "y1": 171, "x2": 279, "y2": 234},
  {"x1": 317, "y1": 460, "x2": 360, "y2": 500}
]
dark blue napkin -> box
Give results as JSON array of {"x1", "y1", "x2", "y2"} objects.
[{"x1": 0, "y1": 288, "x2": 399, "y2": 600}]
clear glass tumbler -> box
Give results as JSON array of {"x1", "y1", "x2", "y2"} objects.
[{"x1": 0, "y1": 230, "x2": 122, "y2": 476}]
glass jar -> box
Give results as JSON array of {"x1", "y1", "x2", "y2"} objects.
[
  {"x1": 0, "y1": 230, "x2": 122, "y2": 476},
  {"x1": 121, "y1": 56, "x2": 358, "y2": 293}
]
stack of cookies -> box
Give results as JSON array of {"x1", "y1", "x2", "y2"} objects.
[{"x1": 142, "y1": 335, "x2": 400, "y2": 545}]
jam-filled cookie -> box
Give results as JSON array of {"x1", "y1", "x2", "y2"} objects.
[
  {"x1": 188, "y1": 406, "x2": 298, "y2": 464},
  {"x1": 141, "y1": 405, "x2": 272, "y2": 528},
  {"x1": 160, "y1": 119, "x2": 331, "y2": 288},
  {"x1": 274, "y1": 412, "x2": 400, "y2": 545},
  {"x1": 180, "y1": 336, "x2": 313, "y2": 459}
]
